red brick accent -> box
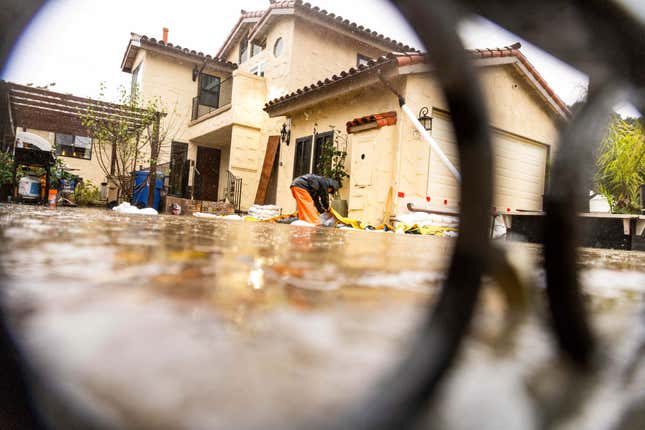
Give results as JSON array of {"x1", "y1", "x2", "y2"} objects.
[{"x1": 346, "y1": 111, "x2": 397, "y2": 133}]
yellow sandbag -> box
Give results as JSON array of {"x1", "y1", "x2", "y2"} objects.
[
  {"x1": 330, "y1": 208, "x2": 396, "y2": 232},
  {"x1": 395, "y1": 222, "x2": 457, "y2": 236},
  {"x1": 262, "y1": 212, "x2": 298, "y2": 223}
]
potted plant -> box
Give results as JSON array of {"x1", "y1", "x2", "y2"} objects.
[{"x1": 315, "y1": 131, "x2": 349, "y2": 216}]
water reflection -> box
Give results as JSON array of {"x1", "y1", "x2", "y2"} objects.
[{"x1": 0, "y1": 203, "x2": 643, "y2": 429}]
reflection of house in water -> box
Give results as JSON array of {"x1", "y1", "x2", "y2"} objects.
[{"x1": 121, "y1": 1, "x2": 568, "y2": 221}]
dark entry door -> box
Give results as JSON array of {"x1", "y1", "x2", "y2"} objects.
[
  {"x1": 169, "y1": 141, "x2": 188, "y2": 197},
  {"x1": 195, "y1": 146, "x2": 221, "y2": 202}
]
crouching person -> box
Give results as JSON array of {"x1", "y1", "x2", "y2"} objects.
[{"x1": 290, "y1": 174, "x2": 340, "y2": 225}]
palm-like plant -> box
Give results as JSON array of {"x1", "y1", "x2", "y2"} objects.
[{"x1": 595, "y1": 118, "x2": 645, "y2": 213}]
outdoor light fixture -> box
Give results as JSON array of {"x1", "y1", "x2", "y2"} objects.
[
  {"x1": 418, "y1": 106, "x2": 433, "y2": 131},
  {"x1": 280, "y1": 120, "x2": 291, "y2": 145}
]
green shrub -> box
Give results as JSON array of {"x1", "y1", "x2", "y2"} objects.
[
  {"x1": 0, "y1": 151, "x2": 13, "y2": 185},
  {"x1": 595, "y1": 118, "x2": 645, "y2": 214},
  {"x1": 74, "y1": 181, "x2": 101, "y2": 206}
]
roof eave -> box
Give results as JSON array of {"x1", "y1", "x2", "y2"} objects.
[
  {"x1": 120, "y1": 35, "x2": 142, "y2": 73},
  {"x1": 248, "y1": 8, "x2": 295, "y2": 42},
  {"x1": 264, "y1": 48, "x2": 570, "y2": 121},
  {"x1": 264, "y1": 62, "x2": 399, "y2": 116},
  {"x1": 291, "y1": 7, "x2": 415, "y2": 53},
  {"x1": 217, "y1": 17, "x2": 262, "y2": 59}
]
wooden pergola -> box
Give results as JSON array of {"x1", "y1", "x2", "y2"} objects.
[
  {"x1": 1, "y1": 82, "x2": 152, "y2": 142},
  {"x1": 0, "y1": 81, "x2": 161, "y2": 205}
]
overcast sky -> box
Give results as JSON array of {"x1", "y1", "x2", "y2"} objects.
[{"x1": 1, "y1": 0, "x2": 637, "y2": 116}]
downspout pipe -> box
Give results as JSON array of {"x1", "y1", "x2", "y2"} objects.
[{"x1": 377, "y1": 70, "x2": 462, "y2": 183}]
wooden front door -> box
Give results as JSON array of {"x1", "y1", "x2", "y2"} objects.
[
  {"x1": 195, "y1": 146, "x2": 220, "y2": 202},
  {"x1": 265, "y1": 143, "x2": 280, "y2": 205},
  {"x1": 254, "y1": 135, "x2": 280, "y2": 205}
]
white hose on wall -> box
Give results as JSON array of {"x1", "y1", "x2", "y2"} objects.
[{"x1": 400, "y1": 104, "x2": 462, "y2": 183}]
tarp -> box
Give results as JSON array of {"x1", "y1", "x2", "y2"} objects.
[
  {"x1": 15, "y1": 131, "x2": 52, "y2": 152},
  {"x1": 192, "y1": 208, "x2": 458, "y2": 237}
]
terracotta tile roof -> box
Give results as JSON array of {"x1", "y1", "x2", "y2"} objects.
[
  {"x1": 122, "y1": 33, "x2": 237, "y2": 73},
  {"x1": 218, "y1": 0, "x2": 417, "y2": 59},
  {"x1": 402, "y1": 42, "x2": 569, "y2": 115},
  {"x1": 346, "y1": 111, "x2": 397, "y2": 133},
  {"x1": 216, "y1": 10, "x2": 265, "y2": 59},
  {"x1": 241, "y1": 9, "x2": 265, "y2": 19},
  {"x1": 264, "y1": 43, "x2": 570, "y2": 117},
  {"x1": 264, "y1": 53, "x2": 399, "y2": 110}
]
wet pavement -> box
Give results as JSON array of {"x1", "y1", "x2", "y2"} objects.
[{"x1": 0, "y1": 203, "x2": 644, "y2": 429}]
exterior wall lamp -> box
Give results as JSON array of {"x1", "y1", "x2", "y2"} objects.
[
  {"x1": 418, "y1": 106, "x2": 433, "y2": 131},
  {"x1": 280, "y1": 119, "x2": 291, "y2": 145}
]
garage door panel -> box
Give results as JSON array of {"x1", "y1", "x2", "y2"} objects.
[
  {"x1": 429, "y1": 115, "x2": 547, "y2": 212},
  {"x1": 493, "y1": 133, "x2": 547, "y2": 211}
]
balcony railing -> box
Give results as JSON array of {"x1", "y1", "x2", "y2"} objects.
[
  {"x1": 191, "y1": 76, "x2": 233, "y2": 121},
  {"x1": 225, "y1": 170, "x2": 242, "y2": 213}
]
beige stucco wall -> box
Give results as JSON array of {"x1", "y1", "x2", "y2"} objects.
[
  {"x1": 229, "y1": 124, "x2": 262, "y2": 210},
  {"x1": 347, "y1": 125, "x2": 398, "y2": 224},
  {"x1": 135, "y1": 48, "x2": 233, "y2": 165},
  {"x1": 183, "y1": 70, "x2": 283, "y2": 209},
  {"x1": 134, "y1": 44, "x2": 240, "y2": 199},
  {"x1": 227, "y1": 17, "x2": 296, "y2": 102},
  {"x1": 25, "y1": 129, "x2": 106, "y2": 186},
  {"x1": 404, "y1": 65, "x2": 560, "y2": 147},
  {"x1": 275, "y1": 63, "x2": 562, "y2": 220},
  {"x1": 289, "y1": 19, "x2": 386, "y2": 93},
  {"x1": 402, "y1": 64, "x2": 560, "y2": 210},
  {"x1": 274, "y1": 84, "x2": 400, "y2": 214},
  {"x1": 227, "y1": 16, "x2": 387, "y2": 99}
]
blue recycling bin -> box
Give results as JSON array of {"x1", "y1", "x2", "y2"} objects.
[
  {"x1": 132, "y1": 170, "x2": 164, "y2": 210},
  {"x1": 59, "y1": 178, "x2": 76, "y2": 193}
]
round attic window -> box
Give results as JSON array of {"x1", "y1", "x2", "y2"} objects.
[{"x1": 273, "y1": 37, "x2": 284, "y2": 57}]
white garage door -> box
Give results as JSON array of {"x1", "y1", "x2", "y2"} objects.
[{"x1": 429, "y1": 113, "x2": 548, "y2": 212}]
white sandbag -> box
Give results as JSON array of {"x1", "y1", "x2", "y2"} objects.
[
  {"x1": 247, "y1": 204, "x2": 281, "y2": 220},
  {"x1": 139, "y1": 208, "x2": 159, "y2": 215},
  {"x1": 193, "y1": 212, "x2": 221, "y2": 219},
  {"x1": 291, "y1": 220, "x2": 315, "y2": 227},
  {"x1": 223, "y1": 215, "x2": 244, "y2": 221},
  {"x1": 491, "y1": 216, "x2": 507, "y2": 239},
  {"x1": 319, "y1": 212, "x2": 336, "y2": 227},
  {"x1": 396, "y1": 212, "x2": 458, "y2": 228},
  {"x1": 112, "y1": 202, "x2": 158, "y2": 215}
]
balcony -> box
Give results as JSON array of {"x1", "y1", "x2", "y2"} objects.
[
  {"x1": 186, "y1": 71, "x2": 268, "y2": 142},
  {"x1": 191, "y1": 76, "x2": 233, "y2": 121}
]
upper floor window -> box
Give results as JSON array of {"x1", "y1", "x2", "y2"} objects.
[
  {"x1": 239, "y1": 35, "x2": 249, "y2": 64},
  {"x1": 55, "y1": 133, "x2": 92, "y2": 160},
  {"x1": 250, "y1": 63, "x2": 265, "y2": 77},
  {"x1": 251, "y1": 39, "x2": 265, "y2": 57},
  {"x1": 357, "y1": 54, "x2": 372, "y2": 67},
  {"x1": 131, "y1": 63, "x2": 143, "y2": 95},
  {"x1": 199, "y1": 74, "x2": 221, "y2": 108},
  {"x1": 273, "y1": 37, "x2": 284, "y2": 58}
]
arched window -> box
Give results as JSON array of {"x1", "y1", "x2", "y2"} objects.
[{"x1": 273, "y1": 37, "x2": 284, "y2": 57}]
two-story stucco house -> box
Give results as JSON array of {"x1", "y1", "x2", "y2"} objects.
[
  {"x1": 120, "y1": 1, "x2": 415, "y2": 210},
  {"x1": 120, "y1": 0, "x2": 567, "y2": 222}
]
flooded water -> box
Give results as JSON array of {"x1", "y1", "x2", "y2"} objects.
[{"x1": 0, "y1": 203, "x2": 643, "y2": 429}]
